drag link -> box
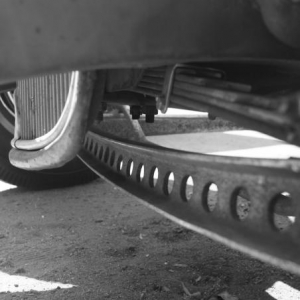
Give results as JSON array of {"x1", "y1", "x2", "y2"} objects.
[{"x1": 79, "y1": 129, "x2": 300, "y2": 275}]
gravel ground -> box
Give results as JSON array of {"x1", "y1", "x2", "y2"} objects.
[
  {"x1": 96, "y1": 116, "x2": 242, "y2": 139},
  {"x1": 0, "y1": 116, "x2": 299, "y2": 299},
  {"x1": 0, "y1": 180, "x2": 299, "y2": 300}
]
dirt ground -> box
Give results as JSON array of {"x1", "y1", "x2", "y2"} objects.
[
  {"x1": 97, "y1": 117, "x2": 241, "y2": 140},
  {"x1": 0, "y1": 179, "x2": 299, "y2": 300}
]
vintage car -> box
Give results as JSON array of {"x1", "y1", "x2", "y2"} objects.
[{"x1": 0, "y1": 0, "x2": 300, "y2": 275}]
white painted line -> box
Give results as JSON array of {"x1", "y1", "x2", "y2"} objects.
[
  {"x1": 0, "y1": 181, "x2": 16, "y2": 192},
  {"x1": 266, "y1": 281, "x2": 300, "y2": 300},
  {"x1": 0, "y1": 271, "x2": 76, "y2": 293}
]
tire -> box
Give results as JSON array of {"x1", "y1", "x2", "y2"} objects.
[{"x1": 0, "y1": 94, "x2": 98, "y2": 189}]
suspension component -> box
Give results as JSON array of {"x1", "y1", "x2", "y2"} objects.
[
  {"x1": 128, "y1": 104, "x2": 158, "y2": 123},
  {"x1": 133, "y1": 65, "x2": 300, "y2": 146},
  {"x1": 155, "y1": 64, "x2": 226, "y2": 114},
  {"x1": 79, "y1": 128, "x2": 300, "y2": 275},
  {"x1": 103, "y1": 91, "x2": 157, "y2": 123},
  {"x1": 143, "y1": 105, "x2": 158, "y2": 123},
  {"x1": 130, "y1": 105, "x2": 142, "y2": 120}
]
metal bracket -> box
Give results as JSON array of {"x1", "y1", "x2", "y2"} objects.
[
  {"x1": 156, "y1": 64, "x2": 225, "y2": 114},
  {"x1": 156, "y1": 64, "x2": 186, "y2": 114},
  {"x1": 79, "y1": 128, "x2": 300, "y2": 275}
]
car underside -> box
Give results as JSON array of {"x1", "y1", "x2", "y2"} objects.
[{"x1": 0, "y1": 0, "x2": 300, "y2": 276}]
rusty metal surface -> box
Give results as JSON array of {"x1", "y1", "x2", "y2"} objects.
[
  {"x1": 0, "y1": 1, "x2": 300, "y2": 84},
  {"x1": 78, "y1": 129, "x2": 300, "y2": 275},
  {"x1": 9, "y1": 71, "x2": 97, "y2": 170}
]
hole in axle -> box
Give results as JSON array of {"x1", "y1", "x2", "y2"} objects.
[
  {"x1": 104, "y1": 147, "x2": 110, "y2": 163},
  {"x1": 89, "y1": 140, "x2": 94, "y2": 152},
  {"x1": 164, "y1": 172, "x2": 175, "y2": 195},
  {"x1": 126, "y1": 159, "x2": 134, "y2": 177},
  {"x1": 181, "y1": 176, "x2": 194, "y2": 201},
  {"x1": 137, "y1": 164, "x2": 145, "y2": 182},
  {"x1": 203, "y1": 182, "x2": 218, "y2": 212},
  {"x1": 117, "y1": 155, "x2": 123, "y2": 171},
  {"x1": 99, "y1": 146, "x2": 103, "y2": 160},
  {"x1": 232, "y1": 187, "x2": 251, "y2": 221},
  {"x1": 110, "y1": 151, "x2": 115, "y2": 167},
  {"x1": 84, "y1": 137, "x2": 89, "y2": 148},
  {"x1": 94, "y1": 144, "x2": 99, "y2": 156},
  {"x1": 149, "y1": 167, "x2": 159, "y2": 188},
  {"x1": 271, "y1": 192, "x2": 295, "y2": 232}
]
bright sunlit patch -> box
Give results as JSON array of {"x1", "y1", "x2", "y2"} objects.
[
  {"x1": 158, "y1": 108, "x2": 207, "y2": 118},
  {"x1": 0, "y1": 271, "x2": 75, "y2": 293},
  {"x1": 266, "y1": 281, "x2": 300, "y2": 300},
  {"x1": 224, "y1": 130, "x2": 280, "y2": 140},
  {"x1": 0, "y1": 181, "x2": 16, "y2": 192},
  {"x1": 209, "y1": 144, "x2": 300, "y2": 159},
  {"x1": 288, "y1": 216, "x2": 296, "y2": 223}
]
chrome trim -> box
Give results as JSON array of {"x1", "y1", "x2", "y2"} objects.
[
  {"x1": 9, "y1": 71, "x2": 97, "y2": 170},
  {"x1": 12, "y1": 72, "x2": 76, "y2": 150},
  {"x1": 0, "y1": 92, "x2": 15, "y2": 117}
]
